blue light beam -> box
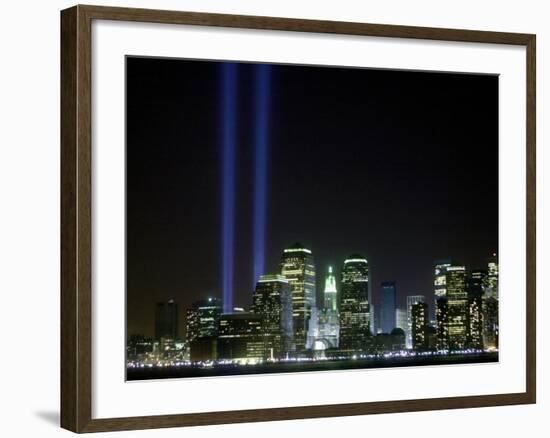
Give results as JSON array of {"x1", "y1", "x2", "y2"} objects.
[
  {"x1": 221, "y1": 63, "x2": 238, "y2": 313},
  {"x1": 252, "y1": 64, "x2": 272, "y2": 287}
]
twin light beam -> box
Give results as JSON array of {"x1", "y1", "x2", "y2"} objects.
[{"x1": 221, "y1": 63, "x2": 272, "y2": 313}]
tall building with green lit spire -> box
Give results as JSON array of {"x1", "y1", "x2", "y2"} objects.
[
  {"x1": 315, "y1": 266, "x2": 340, "y2": 349},
  {"x1": 324, "y1": 266, "x2": 338, "y2": 311},
  {"x1": 307, "y1": 266, "x2": 341, "y2": 352}
]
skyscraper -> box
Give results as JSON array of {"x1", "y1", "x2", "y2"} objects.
[
  {"x1": 339, "y1": 255, "x2": 370, "y2": 354},
  {"x1": 411, "y1": 301, "x2": 429, "y2": 351},
  {"x1": 154, "y1": 299, "x2": 178, "y2": 341},
  {"x1": 467, "y1": 270, "x2": 486, "y2": 349},
  {"x1": 217, "y1": 312, "x2": 264, "y2": 363},
  {"x1": 186, "y1": 297, "x2": 222, "y2": 342},
  {"x1": 482, "y1": 296, "x2": 499, "y2": 350},
  {"x1": 406, "y1": 295, "x2": 425, "y2": 349},
  {"x1": 446, "y1": 265, "x2": 468, "y2": 350},
  {"x1": 324, "y1": 266, "x2": 338, "y2": 311},
  {"x1": 280, "y1": 243, "x2": 316, "y2": 354},
  {"x1": 434, "y1": 262, "x2": 468, "y2": 350},
  {"x1": 435, "y1": 297, "x2": 449, "y2": 350},
  {"x1": 315, "y1": 266, "x2": 340, "y2": 349},
  {"x1": 251, "y1": 274, "x2": 293, "y2": 359},
  {"x1": 434, "y1": 260, "x2": 452, "y2": 305},
  {"x1": 486, "y1": 255, "x2": 499, "y2": 299},
  {"x1": 380, "y1": 281, "x2": 397, "y2": 334},
  {"x1": 434, "y1": 261, "x2": 451, "y2": 350},
  {"x1": 483, "y1": 255, "x2": 499, "y2": 350}
]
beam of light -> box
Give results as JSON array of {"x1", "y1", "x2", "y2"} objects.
[
  {"x1": 252, "y1": 64, "x2": 272, "y2": 288},
  {"x1": 221, "y1": 63, "x2": 238, "y2": 313}
]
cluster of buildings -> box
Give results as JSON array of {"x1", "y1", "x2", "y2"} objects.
[{"x1": 127, "y1": 244, "x2": 499, "y2": 367}]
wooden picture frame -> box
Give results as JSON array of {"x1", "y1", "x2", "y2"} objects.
[{"x1": 61, "y1": 4, "x2": 536, "y2": 433}]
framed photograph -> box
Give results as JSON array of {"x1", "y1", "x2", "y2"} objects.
[{"x1": 60, "y1": 4, "x2": 536, "y2": 433}]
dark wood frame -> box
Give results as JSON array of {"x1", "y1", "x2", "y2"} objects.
[{"x1": 61, "y1": 4, "x2": 536, "y2": 433}]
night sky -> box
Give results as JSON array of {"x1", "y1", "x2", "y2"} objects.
[{"x1": 126, "y1": 56, "x2": 498, "y2": 338}]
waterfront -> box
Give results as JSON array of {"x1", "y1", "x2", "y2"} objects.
[{"x1": 127, "y1": 351, "x2": 498, "y2": 380}]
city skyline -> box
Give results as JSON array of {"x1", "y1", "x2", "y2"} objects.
[
  {"x1": 134, "y1": 244, "x2": 497, "y2": 340},
  {"x1": 126, "y1": 57, "x2": 498, "y2": 377},
  {"x1": 129, "y1": 243, "x2": 498, "y2": 340},
  {"x1": 127, "y1": 243, "x2": 499, "y2": 379}
]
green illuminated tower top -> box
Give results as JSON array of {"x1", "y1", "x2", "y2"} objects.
[{"x1": 324, "y1": 266, "x2": 338, "y2": 312}]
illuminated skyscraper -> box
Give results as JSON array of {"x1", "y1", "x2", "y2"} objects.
[
  {"x1": 411, "y1": 301, "x2": 429, "y2": 351},
  {"x1": 251, "y1": 274, "x2": 293, "y2": 359},
  {"x1": 434, "y1": 260, "x2": 451, "y2": 350},
  {"x1": 186, "y1": 297, "x2": 222, "y2": 362},
  {"x1": 406, "y1": 295, "x2": 425, "y2": 348},
  {"x1": 426, "y1": 325, "x2": 438, "y2": 350},
  {"x1": 447, "y1": 265, "x2": 468, "y2": 350},
  {"x1": 435, "y1": 298, "x2": 449, "y2": 350},
  {"x1": 339, "y1": 255, "x2": 370, "y2": 354},
  {"x1": 314, "y1": 266, "x2": 340, "y2": 350},
  {"x1": 280, "y1": 243, "x2": 316, "y2": 354},
  {"x1": 483, "y1": 255, "x2": 499, "y2": 350},
  {"x1": 467, "y1": 270, "x2": 486, "y2": 349},
  {"x1": 434, "y1": 262, "x2": 468, "y2": 350},
  {"x1": 486, "y1": 254, "x2": 499, "y2": 299},
  {"x1": 434, "y1": 260, "x2": 452, "y2": 304},
  {"x1": 186, "y1": 297, "x2": 222, "y2": 342},
  {"x1": 483, "y1": 297, "x2": 499, "y2": 350},
  {"x1": 324, "y1": 266, "x2": 338, "y2": 311},
  {"x1": 155, "y1": 299, "x2": 178, "y2": 341},
  {"x1": 217, "y1": 313, "x2": 264, "y2": 363},
  {"x1": 380, "y1": 282, "x2": 397, "y2": 334}
]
